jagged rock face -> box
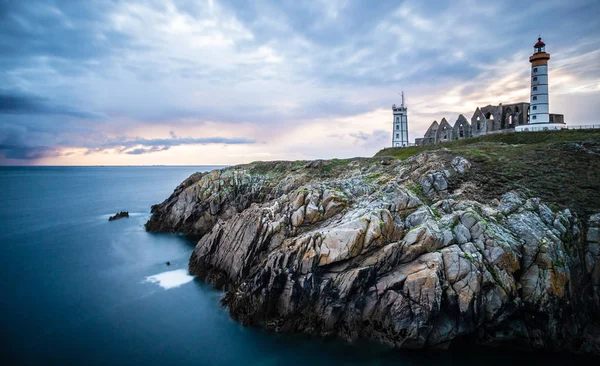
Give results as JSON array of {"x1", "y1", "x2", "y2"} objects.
[
  {"x1": 588, "y1": 214, "x2": 600, "y2": 315},
  {"x1": 145, "y1": 165, "x2": 310, "y2": 236},
  {"x1": 147, "y1": 154, "x2": 600, "y2": 354}
]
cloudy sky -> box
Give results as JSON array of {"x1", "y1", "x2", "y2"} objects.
[{"x1": 1, "y1": 0, "x2": 599, "y2": 165}]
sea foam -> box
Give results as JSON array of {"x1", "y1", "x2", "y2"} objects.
[{"x1": 144, "y1": 269, "x2": 194, "y2": 289}]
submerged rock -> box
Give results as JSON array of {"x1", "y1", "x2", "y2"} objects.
[
  {"x1": 146, "y1": 154, "x2": 600, "y2": 355},
  {"x1": 108, "y1": 211, "x2": 129, "y2": 221}
]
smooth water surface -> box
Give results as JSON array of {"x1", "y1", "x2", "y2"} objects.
[{"x1": 0, "y1": 166, "x2": 583, "y2": 365}]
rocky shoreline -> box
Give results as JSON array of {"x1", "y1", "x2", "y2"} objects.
[{"x1": 146, "y1": 151, "x2": 600, "y2": 355}]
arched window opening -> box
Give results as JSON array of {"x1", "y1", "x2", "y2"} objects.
[
  {"x1": 503, "y1": 108, "x2": 512, "y2": 129},
  {"x1": 485, "y1": 112, "x2": 494, "y2": 120}
]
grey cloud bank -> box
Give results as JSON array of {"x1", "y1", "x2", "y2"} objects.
[{"x1": 98, "y1": 136, "x2": 258, "y2": 155}]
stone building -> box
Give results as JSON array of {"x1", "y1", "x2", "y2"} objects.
[
  {"x1": 415, "y1": 101, "x2": 564, "y2": 146},
  {"x1": 415, "y1": 37, "x2": 565, "y2": 146}
]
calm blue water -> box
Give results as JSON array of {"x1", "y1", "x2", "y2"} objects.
[{"x1": 0, "y1": 166, "x2": 585, "y2": 365}]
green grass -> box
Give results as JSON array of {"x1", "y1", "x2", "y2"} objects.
[
  {"x1": 375, "y1": 130, "x2": 600, "y2": 160},
  {"x1": 376, "y1": 129, "x2": 600, "y2": 219},
  {"x1": 364, "y1": 172, "x2": 383, "y2": 181},
  {"x1": 376, "y1": 145, "x2": 423, "y2": 160},
  {"x1": 245, "y1": 157, "x2": 363, "y2": 179},
  {"x1": 247, "y1": 161, "x2": 290, "y2": 175}
]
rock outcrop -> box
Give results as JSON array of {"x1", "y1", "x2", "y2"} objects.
[
  {"x1": 146, "y1": 153, "x2": 600, "y2": 354},
  {"x1": 108, "y1": 211, "x2": 129, "y2": 221}
]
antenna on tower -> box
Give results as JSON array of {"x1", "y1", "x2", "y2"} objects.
[{"x1": 398, "y1": 91, "x2": 405, "y2": 107}]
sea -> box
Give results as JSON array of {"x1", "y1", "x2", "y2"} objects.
[{"x1": 0, "y1": 166, "x2": 585, "y2": 365}]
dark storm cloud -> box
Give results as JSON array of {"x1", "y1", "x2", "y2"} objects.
[
  {"x1": 0, "y1": 106, "x2": 255, "y2": 161},
  {"x1": 0, "y1": 145, "x2": 58, "y2": 160},
  {"x1": 0, "y1": 129, "x2": 257, "y2": 160},
  {"x1": 0, "y1": 123, "x2": 58, "y2": 160},
  {"x1": 0, "y1": 90, "x2": 105, "y2": 119},
  {"x1": 93, "y1": 136, "x2": 257, "y2": 155}
]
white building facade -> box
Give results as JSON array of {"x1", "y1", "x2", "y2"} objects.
[{"x1": 392, "y1": 93, "x2": 409, "y2": 147}]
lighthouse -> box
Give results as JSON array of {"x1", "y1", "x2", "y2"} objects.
[
  {"x1": 392, "y1": 92, "x2": 409, "y2": 147},
  {"x1": 529, "y1": 37, "x2": 550, "y2": 125}
]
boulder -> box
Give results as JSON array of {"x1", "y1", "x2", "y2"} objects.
[{"x1": 451, "y1": 156, "x2": 471, "y2": 174}]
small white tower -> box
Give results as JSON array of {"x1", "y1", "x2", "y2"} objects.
[
  {"x1": 392, "y1": 92, "x2": 409, "y2": 147},
  {"x1": 529, "y1": 37, "x2": 550, "y2": 124}
]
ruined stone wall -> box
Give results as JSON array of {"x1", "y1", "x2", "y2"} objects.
[
  {"x1": 550, "y1": 113, "x2": 565, "y2": 124},
  {"x1": 501, "y1": 102, "x2": 530, "y2": 128},
  {"x1": 417, "y1": 101, "x2": 560, "y2": 146},
  {"x1": 452, "y1": 114, "x2": 470, "y2": 140},
  {"x1": 435, "y1": 118, "x2": 453, "y2": 143},
  {"x1": 479, "y1": 105, "x2": 503, "y2": 131},
  {"x1": 421, "y1": 121, "x2": 439, "y2": 146},
  {"x1": 471, "y1": 108, "x2": 488, "y2": 137}
]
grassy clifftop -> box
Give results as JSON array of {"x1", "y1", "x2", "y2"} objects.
[{"x1": 376, "y1": 130, "x2": 600, "y2": 219}]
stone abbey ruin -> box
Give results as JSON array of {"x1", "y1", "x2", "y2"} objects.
[{"x1": 414, "y1": 103, "x2": 565, "y2": 146}]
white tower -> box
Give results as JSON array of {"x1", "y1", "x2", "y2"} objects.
[
  {"x1": 392, "y1": 92, "x2": 409, "y2": 147},
  {"x1": 529, "y1": 37, "x2": 550, "y2": 124}
]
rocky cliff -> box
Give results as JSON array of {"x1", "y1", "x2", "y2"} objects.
[{"x1": 146, "y1": 144, "x2": 600, "y2": 354}]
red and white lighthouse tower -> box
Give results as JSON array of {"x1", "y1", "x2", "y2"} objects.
[
  {"x1": 516, "y1": 36, "x2": 565, "y2": 131},
  {"x1": 529, "y1": 37, "x2": 550, "y2": 124}
]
